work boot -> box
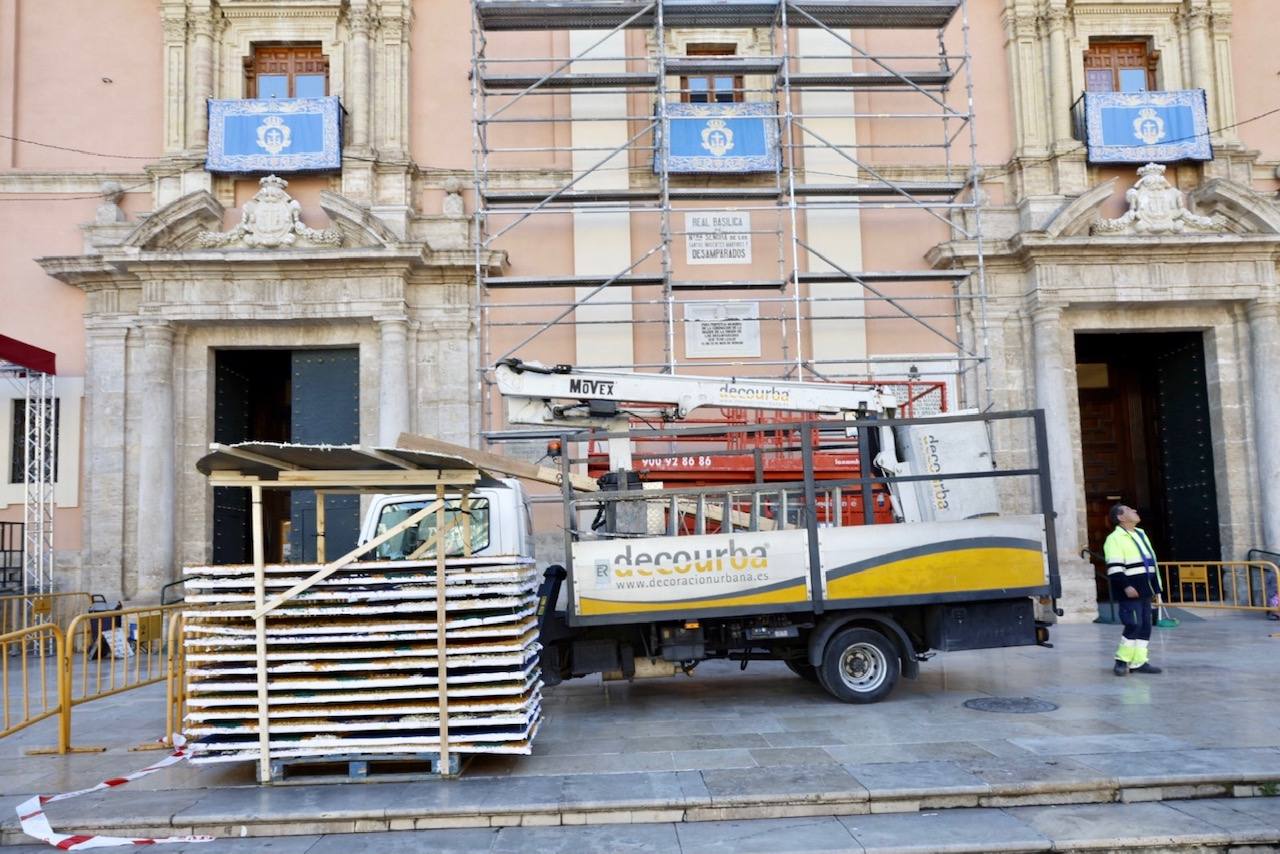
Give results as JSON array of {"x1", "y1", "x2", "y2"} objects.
[
  {"x1": 1130, "y1": 663, "x2": 1162, "y2": 674},
  {"x1": 1113, "y1": 660, "x2": 1128, "y2": 676}
]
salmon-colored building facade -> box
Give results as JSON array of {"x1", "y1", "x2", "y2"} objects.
[{"x1": 1, "y1": 0, "x2": 1276, "y2": 620}]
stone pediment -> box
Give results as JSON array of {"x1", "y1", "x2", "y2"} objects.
[
  {"x1": 121, "y1": 191, "x2": 223, "y2": 250},
  {"x1": 120, "y1": 179, "x2": 398, "y2": 253},
  {"x1": 1188, "y1": 179, "x2": 1280, "y2": 235},
  {"x1": 1040, "y1": 167, "x2": 1280, "y2": 239}
]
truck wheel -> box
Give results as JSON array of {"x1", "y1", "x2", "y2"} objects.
[
  {"x1": 785, "y1": 658, "x2": 820, "y2": 683},
  {"x1": 820, "y1": 627, "x2": 899, "y2": 704}
]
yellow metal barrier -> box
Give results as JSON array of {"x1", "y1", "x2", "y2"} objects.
[
  {"x1": 64, "y1": 603, "x2": 182, "y2": 708},
  {"x1": 133, "y1": 609, "x2": 190, "y2": 751},
  {"x1": 0, "y1": 591, "x2": 94, "y2": 635},
  {"x1": 1157, "y1": 561, "x2": 1280, "y2": 612},
  {"x1": 0, "y1": 624, "x2": 67, "y2": 752}
]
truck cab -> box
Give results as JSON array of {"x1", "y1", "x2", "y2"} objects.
[{"x1": 357, "y1": 479, "x2": 535, "y2": 561}]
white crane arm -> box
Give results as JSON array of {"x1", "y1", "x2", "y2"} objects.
[{"x1": 494, "y1": 358, "x2": 897, "y2": 430}]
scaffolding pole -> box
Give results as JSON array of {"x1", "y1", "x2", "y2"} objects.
[
  {"x1": 0, "y1": 357, "x2": 55, "y2": 605},
  {"x1": 471, "y1": 0, "x2": 988, "y2": 435}
]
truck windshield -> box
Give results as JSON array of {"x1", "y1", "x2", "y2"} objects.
[{"x1": 372, "y1": 497, "x2": 491, "y2": 559}]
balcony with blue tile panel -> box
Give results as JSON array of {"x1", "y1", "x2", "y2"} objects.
[
  {"x1": 1073, "y1": 89, "x2": 1212, "y2": 164},
  {"x1": 206, "y1": 97, "x2": 343, "y2": 174}
]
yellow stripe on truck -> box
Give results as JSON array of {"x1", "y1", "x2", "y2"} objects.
[
  {"x1": 825, "y1": 546, "x2": 1044, "y2": 599},
  {"x1": 577, "y1": 581, "x2": 809, "y2": 616}
]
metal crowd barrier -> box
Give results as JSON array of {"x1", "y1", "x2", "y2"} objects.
[
  {"x1": 1157, "y1": 561, "x2": 1280, "y2": 613},
  {"x1": 1, "y1": 602, "x2": 189, "y2": 754},
  {"x1": 64, "y1": 603, "x2": 181, "y2": 707},
  {"x1": 153, "y1": 610, "x2": 190, "y2": 751},
  {"x1": 0, "y1": 624, "x2": 67, "y2": 753},
  {"x1": 0, "y1": 591, "x2": 95, "y2": 635}
]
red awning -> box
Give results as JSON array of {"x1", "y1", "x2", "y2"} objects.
[{"x1": 0, "y1": 335, "x2": 56, "y2": 376}]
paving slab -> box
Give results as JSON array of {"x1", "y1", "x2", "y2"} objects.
[
  {"x1": 843, "y1": 761, "x2": 989, "y2": 800},
  {"x1": 1069, "y1": 747, "x2": 1280, "y2": 786},
  {"x1": 824, "y1": 742, "x2": 1000, "y2": 765},
  {"x1": 699, "y1": 764, "x2": 868, "y2": 806},
  {"x1": 675, "y1": 816, "x2": 859, "y2": 853},
  {"x1": 307, "y1": 828, "x2": 498, "y2": 853},
  {"x1": 560, "y1": 770, "x2": 690, "y2": 811},
  {"x1": 1007, "y1": 800, "x2": 1231, "y2": 848},
  {"x1": 963, "y1": 756, "x2": 1116, "y2": 796},
  {"x1": 1164, "y1": 797, "x2": 1280, "y2": 846},
  {"x1": 837, "y1": 807, "x2": 1050, "y2": 853},
  {"x1": 750, "y1": 747, "x2": 842, "y2": 767},
  {"x1": 490, "y1": 821, "x2": 680, "y2": 853},
  {"x1": 172, "y1": 782, "x2": 401, "y2": 824},
  {"x1": 1006, "y1": 733, "x2": 1188, "y2": 755}
]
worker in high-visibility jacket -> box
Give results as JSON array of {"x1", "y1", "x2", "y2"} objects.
[{"x1": 1103, "y1": 503, "x2": 1163, "y2": 676}]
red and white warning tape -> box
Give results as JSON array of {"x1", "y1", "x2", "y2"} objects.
[{"x1": 16, "y1": 736, "x2": 215, "y2": 850}]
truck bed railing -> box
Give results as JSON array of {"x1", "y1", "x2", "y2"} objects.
[{"x1": 551, "y1": 408, "x2": 1061, "y2": 607}]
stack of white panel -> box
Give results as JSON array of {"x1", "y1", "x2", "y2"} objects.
[{"x1": 180, "y1": 557, "x2": 542, "y2": 765}]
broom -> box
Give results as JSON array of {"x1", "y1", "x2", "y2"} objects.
[
  {"x1": 1154, "y1": 598, "x2": 1179, "y2": 629},
  {"x1": 1080, "y1": 547, "x2": 1178, "y2": 628}
]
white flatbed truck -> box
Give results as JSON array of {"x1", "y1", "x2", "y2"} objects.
[{"x1": 363, "y1": 362, "x2": 1062, "y2": 703}]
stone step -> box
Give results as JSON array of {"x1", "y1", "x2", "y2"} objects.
[
  {"x1": 4, "y1": 797, "x2": 1280, "y2": 853},
  {"x1": 3, "y1": 753, "x2": 1279, "y2": 845}
]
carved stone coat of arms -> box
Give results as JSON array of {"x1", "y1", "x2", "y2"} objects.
[{"x1": 197, "y1": 175, "x2": 341, "y2": 249}]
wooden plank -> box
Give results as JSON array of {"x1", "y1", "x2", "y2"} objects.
[
  {"x1": 207, "y1": 471, "x2": 480, "y2": 488},
  {"x1": 315, "y1": 491, "x2": 326, "y2": 563},
  {"x1": 209, "y1": 443, "x2": 304, "y2": 472},
  {"x1": 251, "y1": 484, "x2": 271, "y2": 784},
  {"x1": 274, "y1": 470, "x2": 481, "y2": 487},
  {"x1": 434, "y1": 484, "x2": 451, "y2": 776},
  {"x1": 355, "y1": 446, "x2": 418, "y2": 470},
  {"x1": 396, "y1": 432, "x2": 599, "y2": 492},
  {"x1": 252, "y1": 499, "x2": 444, "y2": 619}
]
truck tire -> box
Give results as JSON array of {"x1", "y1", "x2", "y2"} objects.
[{"x1": 819, "y1": 627, "x2": 899, "y2": 704}]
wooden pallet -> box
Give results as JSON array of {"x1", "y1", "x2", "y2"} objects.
[{"x1": 268, "y1": 751, "x2": 463, "y2": 784}]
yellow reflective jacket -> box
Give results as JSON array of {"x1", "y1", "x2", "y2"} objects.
[{"x1": 1103, "y1": 526, "x2": 1159, "y2": 599}]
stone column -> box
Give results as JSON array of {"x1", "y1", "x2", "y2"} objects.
[
  {"x1": 1045, "y1": 8, "x2": 1073, "y2": 147},
  {"x1": 1248, "y1": 298, "x2": 1280, "y2": 550},
  {"x1": 1031, "y1": 304, "x2": 1078, "y2": 556},
  {"x1": 83, "y1": 326, "x2": 129, "y2": 600},
  {"x1": 1187, "y1": 8, "x2": 1216, "y2": 132},
  {"x1": 188, "y1": 16, "x2": 215, "y2": 150},
  {"x1": 348, "y1": 3, "x2": 373, "y2": 151},
  {"x1": 136, "y1": 322, "x2": 176, "y2": 600},
  {"x1": 378, "y1": 317, "x2": 410, "y2": 446}
]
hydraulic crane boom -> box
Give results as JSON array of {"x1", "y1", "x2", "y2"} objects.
[
  {"x1": 496, "y1": 358, "x2": 896, "y2": 424},
  {"x1": 494, "y1": 358, "x2": 898, "y2": 469}
]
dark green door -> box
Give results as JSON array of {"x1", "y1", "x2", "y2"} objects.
[
  {"x1": 1151, "y1": 335, "x2": 1221, "y2": 562},
  {"x1": 288, "y1": 349, "x2": 361, "y2": 563}
]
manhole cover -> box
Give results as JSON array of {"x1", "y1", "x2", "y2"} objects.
[{"x1": 963, "y1": 697, "x2": 1058, "y2": 714}]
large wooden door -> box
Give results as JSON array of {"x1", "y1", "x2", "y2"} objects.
[{"x1": 1075, "y1": 332, "x2": 1220, "y2": 600}]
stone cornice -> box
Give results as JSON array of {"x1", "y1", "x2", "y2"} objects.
[
  {"x1": 932, "y1": 231, "x2": 1280, "y2": 269},
  {"x1": 35, "y1": 255, "x2": 137, "y2": 290},
  {"x1": 0, "y1": 173, "x2": 150, "y2": 194},
  {"x1": 1069, "y1": 4, "x2": 1182, "y2": 16},
  {"x1": 37, "y1": 245, "x2": 505, "y2": 292}
]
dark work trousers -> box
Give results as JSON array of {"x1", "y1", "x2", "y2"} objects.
[{"x1": 1118, "y1": 596, "x2": 1153, "y2": 641}]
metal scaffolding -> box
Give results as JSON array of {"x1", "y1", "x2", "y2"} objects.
[
  {"x1": 0, "y1": 356, "x2": 56, "y2": 601},
  {"x1": 471, "y1": 0, "x2": 989, "y2": 436}
]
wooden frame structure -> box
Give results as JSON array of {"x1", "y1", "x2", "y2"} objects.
[{"x1": 193, "y1": 435, "x2": 551, "y2": 782}]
